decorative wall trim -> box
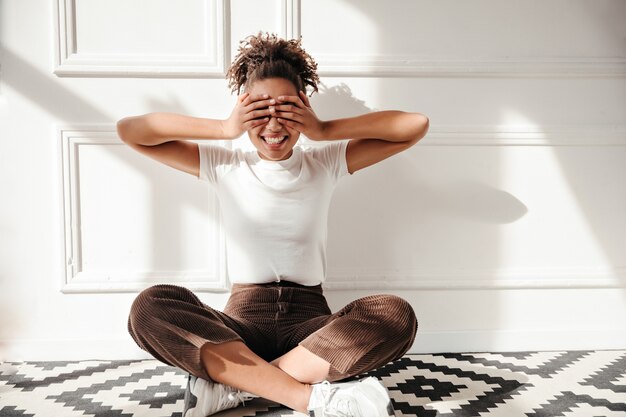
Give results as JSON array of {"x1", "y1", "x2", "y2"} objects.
[
  {"x1": 56, "y1": 125, "x2": 228, "y2": 293},
  {"x1": 55, "y1": 124, "x2": 625, "y2": 292},
  {"x1": 315, "y1": 56, "x2": 626, "y2": 78},
  {"x1": 52, "y1": 0, "x2": 229, "y2": 77},
  {"x1": 325, "y1": 266, "x2": 626, "y2": 290},
  {"x1": 419, "y1": 124, "x2": 626, "y2": 147},
  {"x1": 325, "y1": 124, "x2": 626, "y2": 290},
  {"x1": 281, "y1": 0, "x2": 301, "y2": 40}
]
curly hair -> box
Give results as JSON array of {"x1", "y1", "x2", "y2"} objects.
[{"x1": 226, "y1": 32, "x2": 320, "y2": 96}]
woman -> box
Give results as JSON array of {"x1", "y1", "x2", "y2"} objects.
[{"x1": 119, "y1": 32, "x2": 429, "y2": 417}]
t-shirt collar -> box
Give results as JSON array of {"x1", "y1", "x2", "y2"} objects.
[{"x1": 253, "y1": 146, "x2": 301, "y2": 170}]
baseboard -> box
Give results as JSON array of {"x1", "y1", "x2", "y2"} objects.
[
  {"x1": 3, "y1": 329, "x2": 625, "y2": 362},
  {"x1": 411, "y1": 329, "x2": 626, "y2": 354},
  {"x1": 0, "y1": 337, "x2": 153, "y2": 362}
]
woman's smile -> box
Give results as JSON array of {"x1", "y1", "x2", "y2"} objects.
[{"x1": 261, "y1": 134, "x2": 289, "y2": 145}]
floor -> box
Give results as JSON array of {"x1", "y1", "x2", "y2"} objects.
[{"x1": 1, "y1": 350, "x2": 625, "y2": 416}]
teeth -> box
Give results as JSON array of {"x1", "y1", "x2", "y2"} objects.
[{"x1": 263, "y1": 136, "x2": 286, "y2": 144}]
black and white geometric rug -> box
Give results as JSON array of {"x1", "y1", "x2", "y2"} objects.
[{"x1": 1, "y1": 350, "x2": 625, "y2": 416}]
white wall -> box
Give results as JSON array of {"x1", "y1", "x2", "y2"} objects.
[{"x1": 1, "y1": 0, "x2": 625, "y2": 361}]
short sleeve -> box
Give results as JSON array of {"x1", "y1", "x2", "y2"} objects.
[
  {"x1": 197, "y1": 143, "x2": 236, "y2": 184},
  {"x1": 311, "y1": 140, "x2": 351, "y2": 182}
]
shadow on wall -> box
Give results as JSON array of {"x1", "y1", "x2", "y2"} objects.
[
  {"x1": 312, "y1": 82, "x2": 374, "y2": 120},
  {"x1": 325, "y1": 4, "x2": 501, "y2": 354},
  {"x1": 316, "y1": 83, "x2": 527, "y2": 223},
  {"x1": 355, "y1": 0, "x2": 626, "y2": 286},
  {"x1": 308, "y1": 79, "x2": 527, "y2": 286},
  {"x1": 320, "y1": 2, "x2": 626, "y2": 355},
  {"x1": 0, "y1": 45, "x2": 211, "y2": 297}
]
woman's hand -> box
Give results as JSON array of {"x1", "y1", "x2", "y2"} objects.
[
  {"x1": 221, "y1": 93, "x2": 274, "y2": 139},
  {"x1": 272, "y1": 91, "x2": 326, "y2": 140}
]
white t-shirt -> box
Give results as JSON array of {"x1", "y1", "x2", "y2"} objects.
[{"x1": 197, "y1": 141, "x2": 351, "y2": 286}]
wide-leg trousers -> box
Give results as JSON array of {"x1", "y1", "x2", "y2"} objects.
[{"x1": 128, "y1": 281, "x2": 418, "y2": 382}]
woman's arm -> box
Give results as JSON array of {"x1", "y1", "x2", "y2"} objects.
[
  {"x1": 116, "y1": 93, "x2": 274, "y2": 145},
  {"x1": 272, "y1": 92, "x2": 428, "y2": 143},
  {"x1": 116, "y1": 112, "x2": 228, "y2": 145},
  {"x1": 321, "y1": 111, "x2": 429, "y2": 143},
  {"x1": 116, "y1": 112, "x2": 217, "y2": 177},
  {"x1": 322, "y1": 111, "x2": 430, "y2": 175},
  {"x1": 115, "y1": 94, "x2": 274, "y2": 177},
  {"x1": 273, "y1": 91, "x2": 430, "y2": 174}
]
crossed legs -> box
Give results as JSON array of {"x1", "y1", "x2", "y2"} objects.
[
  {"x1": 200, "y1": 341, "x2": 329, "y2": 412},
  {"x1": 128, "y1": 284, "x2": 417, "y2": 412}
]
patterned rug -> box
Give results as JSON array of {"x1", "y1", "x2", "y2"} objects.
[{"x1": 1, "y1": 350, "x2": 625, "y2": 416}]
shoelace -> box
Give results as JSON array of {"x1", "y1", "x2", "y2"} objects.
[
  {"x1": 209, "y1": 383, "x2": 246, "y2": 409},
  {"x1": 318, "y1": 381, "x2": 358, "y2": 417},
  {"x1": 225, "y1": 389, "x2": 256, "y2": 406}
]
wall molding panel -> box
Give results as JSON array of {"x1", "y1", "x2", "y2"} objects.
[
  {"x1": 325, "y1": 124, "x2": 626, "y2": 290},
  {"x1": 280, "y1": 0, "x2": 301, "y2": 40},
  {"x1": 56, "y1": 124, "x2": 625, "y2": 293},
  {"x1": 315, "y1": 56, "x2": 626, "y2": 78},
  {"x1": 326, "y1": 266, "x2": 626, "y2": 290},
  {"x1": 57, "y1": 125, "x2": 228, "y2": 293},
  {"x1": 53, "y1": 0, "x2": 229, "y2": 77},
  {"x1": 419, "y1": 124, "x2": 626, "y2": 147}
]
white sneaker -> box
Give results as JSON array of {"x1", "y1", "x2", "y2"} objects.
[
  {"x1": 307, "y1": 376, "x2": 396, "y2": 417},
  {"x1": 183, "y1": 374, "x2": 256, "y2": 416}
]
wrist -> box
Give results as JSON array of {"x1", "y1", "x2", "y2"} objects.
[
  {"x1": 319, "y1": 120, "x2": 335, "y2": 140},
  {"x1": 219, "y1": 119, "x2": 236, "y2": 140},
  {"x1": 313, "y1": 120, "x2": 329, "y2": 140}
]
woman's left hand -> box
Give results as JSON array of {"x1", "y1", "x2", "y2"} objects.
[{"x1": 272, "y1": 91, "x2": 326, "y2": 140}]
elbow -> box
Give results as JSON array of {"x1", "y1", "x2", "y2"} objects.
[
  {"x1": 116, "y1": 117, "x2": 132, "y2": 143},
  {"x1": 116, "y1": 115, "x2": 150, "y2": 144},
  {"x1": 407, "y1": 113, "x2": 429, "y2": 144}
]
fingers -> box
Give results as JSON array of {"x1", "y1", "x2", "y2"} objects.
[
  {"x1": 270, "y1": 103, "x2": 303, "y2": 115},
  {"x1": 241, "y1": 96, "x2": 275, "y2": 123},
  {"x1": 242, "y1": 92, "x2": 310, "y2": 108},
  {"x1": 237, "y1": 92, "x2": 250, "y2": 104},
  {"x1": 276, "y1": 94, "x2": 306, "y2": 109},
  {"x1": 276, "y1": 117, "x2": 302, "y2": 130},
  {"x1": 248, "y1": 98, "x2": 275, "y2": 111},
  {"x1": 273, "y1": 110, "x2": 304, "y2": 123},
  {"x1": 244, "y1": 102, "x2": 302, "y2": 123},
  {"x1": 236, "y1": 93, "x2": 312, "y2": 132},
  {"x1": 243, "y1": 117, "x2": 270, "y2": 131},
  {"x1": 245, "y1": 109, "x2": 272, "y2": 121},
  {"x1": 243, "y1": 96, "x2": 275, "y2": 121},
  {"x1": 299, "y1": 90, "x2": 312, "y2": 107},
  {"x1": 241, "y1": 93, "x2": 269, "y2": 107}
]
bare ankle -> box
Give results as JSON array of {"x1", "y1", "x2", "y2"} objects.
[{"x1": 294, "y1": 383, "x2": 313, "y2": 413}]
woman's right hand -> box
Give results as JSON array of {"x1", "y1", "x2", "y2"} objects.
[{"x1": 221, "y1": 93, "x2": 275, "y2": 139}]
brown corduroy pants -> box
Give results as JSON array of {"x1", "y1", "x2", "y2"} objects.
[{"x1": 128, "y1": 281, "x2": 418, "y2": 382}]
